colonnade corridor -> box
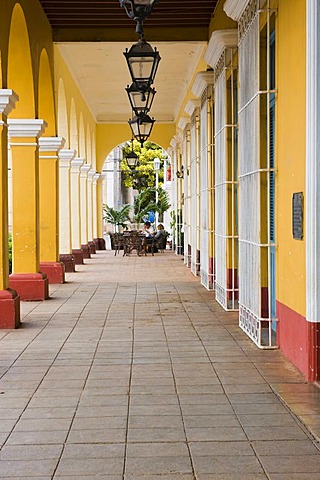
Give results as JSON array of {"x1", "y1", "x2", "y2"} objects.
[{"x1": 0, "y1": 249, "x2": 320, "y2": 478}]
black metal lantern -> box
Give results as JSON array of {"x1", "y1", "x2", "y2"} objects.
[
  {"x1": 125, "y1": 139, "x2": 139, "y2": 170},
  {"x1": 128, "y1": 112, "x2": 155, "y2": 146},
  {"x1": 124, "y1": 38, "x2": 161, "y2": 90},
  {"x1": 126, "y1": 82, "x2": 156, "y2": 114},
  {"x1": 119, "y1": 0, "x2": 159, "y2": 36}
]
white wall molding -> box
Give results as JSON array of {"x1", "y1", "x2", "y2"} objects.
[
  {"x1": 184, "y1": 99, "x2": 200, "y2": 116},
  {"x1": 39, "y1": 137, "x2": 65, "y2": 153},
  {"x1": 8, "y1": 119, "x2": 47, "y2": 138},
  {"x1": 204, "y1": 30, "x2": 238, "y2": 69},
  {"x1": 191, "y1": 71, "x2": 215, "y2": 98},
  {"x1": 223, "y1": 0, "x2": 250, "y2": 21},
  {"x1": 59, "y1": 149, "x2": 76, "y2": 168},
  {"x1": 0, "y1": 90, "x2": 19, "y2": 116},
  {"x1": 178, "y1": 116, "x2": 190, "y2": 131},
  {"x1": 71, "y1": 157, "x2": 85, "y2": 172},
  {"x1": 306, "y1": 0, "x2": 320, "y2": 323}
]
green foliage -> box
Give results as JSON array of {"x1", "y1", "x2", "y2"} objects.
[
  {"x1": 103, "y1": 204, "x2": 131, "y2": 232},
  {"x1": 121, "y1": 140, "x2": 166, "y2": 192},
  {"x1": 133, "y1": 189, "x2": 155, "y2": 224},
  {"x1": 133, "y1": 187, "x2": 171, "y2": 224},
  {"x1": 8, "y1": 233, "x2": 12, "y2": 274}
]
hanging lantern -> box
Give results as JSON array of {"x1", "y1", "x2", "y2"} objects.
[
  {"x1": 128, "y1": 112, "x2": 155, "y2": 146},
  {"x1": 124, "y1": 38, "x2": 161, "y2": 90},
  {"x1": 119, "y1": 0, "x2": 159, "y2": 36},
  {"x1": 126, "y1": 82, "x2": 156, "y2": 114}
]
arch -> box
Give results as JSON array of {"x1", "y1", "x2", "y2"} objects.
[
  {"x1": 7, "y1": 4, "x2": 35, "y2": 118},
  {"x1": 57, "y1": 78, "x2": 69, "y2": 145},
  {"x1": 38, "y1": 49, "x2": 55, "y2": 136},
  {"x1": 86, "y1": 124, "x2": 92, "y2": 165},
  {"x1": 69, "y1": 98, "x2": 78, "y2": 152},
  {"x1": 79, "y1": 112, "x2": 86, "y2": 158},
  {"x1": 96, "y1": 123, "x2": 175, "y2": 172}
]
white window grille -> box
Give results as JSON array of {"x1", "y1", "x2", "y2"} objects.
[
  {"x1": 190, "y1": 110, "x2": 200, "y2": 276},
  {"x1": 214, "y1": 49, "x2": 239, "y2": 310},
  {"x1": 183, "y1": 127, "x2": 192, "y2": 266},
  {"x1": 238, "y1": 0, "x2": 277, "y2": 348},
  {"x1": 200, "y1": 87, "x2": 215, "y2": 290}
]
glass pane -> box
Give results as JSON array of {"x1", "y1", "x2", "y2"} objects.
[{"x1": 130, "y1": 58, "x2": 153, "y2": 81}]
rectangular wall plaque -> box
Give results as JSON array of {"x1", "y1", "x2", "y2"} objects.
[{"x1": 292, "y1": 192, "x2": 303, "y2": 240}]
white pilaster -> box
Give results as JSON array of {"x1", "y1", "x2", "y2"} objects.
[
  {"x1": 8, "y1": 119, "x2": 47, "y2": 141},
  {"x1": 39, "y1": 137, "x2": 65, "y2": 156},
  {"x1": 70, "y1": 157, "x2": 84, "y2": 250},
  {"x1": 59, "y1": 149, "x2": 76, "y2": 254},
  {"x1": 0, "y1": 90, "x2": 19, "y2": 118},
  {"x1": 306, "y1": 0, "x2": 320, "y2": 324},
  {"x1": 80, "y1": 164, "x2": 91, "y2": 246},
  {"x1": 191, "y1": 71, "x2": 215, "y2": 98}
]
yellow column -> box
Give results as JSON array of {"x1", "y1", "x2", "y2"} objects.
[
  {"x1": 0, "y1": 90, "x2": 20, "y2": 328},
  {"x1": 80, "y1": 163, "x2": 91, "y2": 258},
  {"x1": 39, "y1": 137, "x2": 66, "y2": 284},
  {"x1": 92, "y1": 173, "x2": 99, "y2": 247},
  {"x1": 59, "y1": 149, "x2": 76, "y2": 272},
  {"x1": 96, "y1": 174, "x2": 106, "y2": 250},
  {"x1": 70, "y1": 157, "x2": 84, "y2": 264},
  {"x1": 87, "y1": 169, "x2": 96, "y2": 254},
  {"x1": 8, "y1": 118, "x2": 49, "y2": 301}
]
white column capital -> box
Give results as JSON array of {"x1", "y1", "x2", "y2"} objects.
[
  {"x1": 8, "y1": 119, "x2": 47, "y2": 138},
  {"x1": 71, "y1": 157, "x2": 85, "y2": 173},
  {"x1": 184, "y1": 99, "x2": 200, "y2": 117},
  {"x1": 88, "y1": 169, "x2": 96, "y2": 182},
  {"x1": 204, "y1": 30, "x2": 238, "y2": 69},
  {"x1": 39, "y1": 136, "x2": 65, "y2": 153},
  {"x1": 223, "y1": 0, "x2": 250, "y2": 21},
  {"x1": 80, "y1": 163, "x2": 91, "y2": 178},
  {"x1": 59, "y1": 149, "x2": 76, "y2": 168},
  {"x1": 93, "y1": 173, "x2": 100, "y2": 185},
  {"x1": 0, "y1": 89, "x2": 19, "y2": 116},
  {"x1": 191, "y1": 71, "x2": 215, "y2": 98}
]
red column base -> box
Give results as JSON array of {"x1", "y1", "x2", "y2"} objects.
[
  {"x1": 59, "y1": 254, "x2": 75, "y2": 273},
  {"x1": 93, "y1": 238, "x2": 100, "y2": 250},
  {"x1": 98, "y1": 238, "x2": 106, "y2": 250},
  {"x1": 72, "y1": 249, "x2": 84, "y2": 265},
  {"x1": 9, "y1": 273, "x2": 49, "y2": 301},
  {"x1": 40, "y1": 261, "x2": 65, "y2": 284},
  {"x1": 0, "y1": 288, "x2": 20, "y2": 329},
  {"x1": 81, "y1": 244, "x2": 91, "y2": 259},
  {"x1": 88, "y1": 241, "x2": 96, "y2": 255}
]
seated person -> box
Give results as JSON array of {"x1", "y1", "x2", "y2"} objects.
[
  {"x1": 143, "y1": 221, "x2": 155, "y2": 238},
  {"x1": 154, "y1": 224, "x2": 167, "y2": 250}
]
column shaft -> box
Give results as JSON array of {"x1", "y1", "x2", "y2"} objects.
[{"x1": 8, "y1": 119, "x2": 49, "y2": 301}]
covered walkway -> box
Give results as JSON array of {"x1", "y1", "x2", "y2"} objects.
[{"x1": 0, "y1": 250, "x2": 320, "y2": 479}]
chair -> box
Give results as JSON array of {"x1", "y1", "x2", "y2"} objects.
[{"x1": 111, "y1": 233, "x2": 124, "y2": 256}]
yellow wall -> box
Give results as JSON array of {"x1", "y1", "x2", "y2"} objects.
[
  {"x1": 96, "y1": 123, "x2": 176, "y2": 172},
  {"x1": 54, "y1": 47, "x2": 96, "y2": 165},
  {"x1": 276, "y1": 0, "x2": 306, "y2": 316}
]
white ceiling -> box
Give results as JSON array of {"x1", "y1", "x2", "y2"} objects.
[{"x1": 56, "y1": 41, "x2": 207, "y2": 124}]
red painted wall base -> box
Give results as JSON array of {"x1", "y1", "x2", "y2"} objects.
[
  {"x1": 93, "y1": 238, "x2": 100, "y2": 250},
  {"x1": 72, "y1": 249, "x2": 84, "y2": 265},
  {"x1": 81, "y1": 244, "x2": 91, "y2": 259},
  {"x1": 277, "y1": 301, "x2": 319, "y2": 382},
  {"x1": 59, "y1": 254, "x2": 75, "y2": 273},
  {"x1": 40, "y1": 262, "x2": 65, "y2": 284},
  {"x1": 9, "y1": 273, "x2": 49, "y2": 301},
  {"x1": 0, "y1": 288, "x2": 20, "y2": 328}
]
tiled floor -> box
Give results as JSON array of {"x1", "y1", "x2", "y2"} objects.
[{"x1": 0, "y1": 249, "x2": 320, "y2": 479}]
